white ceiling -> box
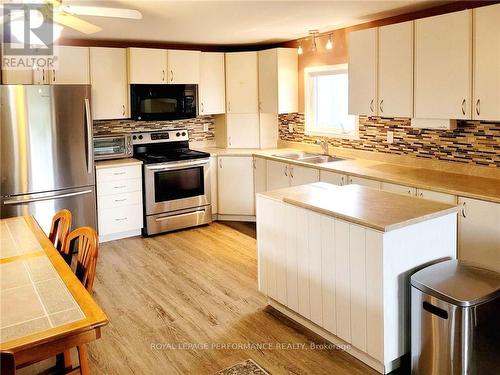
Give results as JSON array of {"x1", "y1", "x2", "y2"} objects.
[{"x1": 60, "y1": 0, "x2": 448, "y2": 45}]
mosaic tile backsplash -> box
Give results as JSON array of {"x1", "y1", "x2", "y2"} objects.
[
  {"x1": 279, "y1": 113, "x2": 500, "y2": 168},
  {"x1": 93, "y1": 116, "x2": 216, "y2": 143}
]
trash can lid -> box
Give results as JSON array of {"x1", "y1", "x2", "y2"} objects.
[{"x1": 411, "y1": 260, "x2": 500, "y2": 307}]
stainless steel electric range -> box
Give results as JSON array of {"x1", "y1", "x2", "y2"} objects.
[{"x1": 132, "y1": 130, "x2": 212, "y2": 235}]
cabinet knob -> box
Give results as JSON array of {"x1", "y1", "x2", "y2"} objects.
[
  {"x1": 370, "y1": 99, "x2": 374, "y2": 113},
  {"x1": 122, "y1": 105, "x2": 125, "y2": 116},
  {"x1": 461, "y1": 99, "x2": 466, "y2": 116},
  {"x1": 379, "y1": 99, "x2": 384, "y2": 114},
  {"x1": 289, "y1": 166, "x2": 294, "y2": 178},
  {"x1": 162, "y1": 70, "x2": 165, "y2": 81},
  {"x1": 170, "y1": 70, "x2": 174, "y2": 82},
  {"x1": 461, "y1": 202, "x2": 467, "y2": 218},
  {"x1": 52, "y1": 70, "x2": 56, "y2": 82},
  {"x1": 201, "y1": 102, "x2": 204, "y2": 114},
  {"x1": 284, "y1": 165, "x2": 288, "y2": 177},
  {"x1": 475, "y1": 99, "x2": 480, "y2": 116}
]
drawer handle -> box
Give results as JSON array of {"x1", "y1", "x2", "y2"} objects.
[
  {"x1": 113, "y1": 172, "x2": 126, "y2": 176},
  {"x1": 114, "y1": 185, "x2": 126, "y2": 189},
  {"x1": 461, "y1": 202, "x2": 467, "y2": 218},
  {"x1": 114, "y1": 198, "x2": 127, "y2": 202},
  {"x1": 423, "y1": 301, "x2": 448, "y2": 319},
  {"x1": 461, "y1": 99, "x2": 466, "y2": 116},
  {"x1": 115, "y1": 217, "x2": 127, "y2": 221}
]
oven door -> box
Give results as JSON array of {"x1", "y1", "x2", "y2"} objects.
[{"x1": 144, "y1": 159, "x2": 210, "y2": 215}]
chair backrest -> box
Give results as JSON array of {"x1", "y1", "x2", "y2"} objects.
[
  {"x1": 63, "y1": 227, "x2": 99, "y2": 293},
  {"x1": 48, "y1": 209, "x2": 72, "y2": 259},
  {"x1": 0, "y1": 351, "x2": 15, "y2": 375}
]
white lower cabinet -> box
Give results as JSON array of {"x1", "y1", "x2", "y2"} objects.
[
  {"x1": 381, "y1": 182, "x2": 416, "y2": 196},
  {"x1": 217, "y1": 156, "x2": 255, "y2": 216},
  {"x1": 458, "y1": 197, "x2": 500, "y2": 272},
  {"x1": 256, "y1": 194, "x2": 457, "y2": 373},
  {"x1": 253, "y1": 157, "x2": 267, "y2": 195},
  {"x1": 319, "y1": 170, "x2": 347, "y2": 186},
  {"x1": 96, "y1": 164, "x2": 143, "y2": 242},
  {"x1": 210, "y1": 156, "x2": 218, "y2": 215},
  {"x1": 266, "y1": 160, "x2": 319, "y2": 190},
  {"x1": 416, "y1": 188, "x2": 457, "y2": 204},
  {"x1": 347, "y1": 176, "x2": 381, "y2": 189}
]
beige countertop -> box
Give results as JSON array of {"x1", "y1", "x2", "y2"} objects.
[
  {"x1": 197, "y1": 147, "x2": 500, "y2": 204},
  {"x1": 259, "y1": 182, "x2": 459, "y2": 232},
  {"x1": 95, "y1": 158, "x2": 143, "y2": 169}
]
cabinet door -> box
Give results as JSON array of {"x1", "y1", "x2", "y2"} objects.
[
  {"x1": 334, "y1": 220, "x2": 351, "y2": 342},
  {"x1": 167, "y1": 50, "x2": 200, "y2": 84},
  {"x1": 417, "y1": 188, "x2": 456, "y2": 204},
  {"x1": 378, "y1": 21, "x2": 413, "y2": 118},
  {"x1": 296, "y1": 207, "x2": 311, "y2": 319},
  {"x1": 266, "y1": 160, "x2": 289, "y2": 191},
  {"x1": 320, "y1": 170, "x2": 347, "y2": 186},
  {"x1": 226, "y1": 113, "x2": 260, "y2": 148},
  {"x1": 51, "y1": 46, "x2": 90, "y2": 84},
  {"x1": 381, "y1": 182, "x2": 416, "y2": 196},
  {"x1": 1, "y1": 69, "x2": 33, "y2": 84},
  {"x1": 128, "y1": 47, "x2": 166, "y2": 84},
  {"x1": 414, "y1": 10, "x2": 472, "y2": 119},
  {"x1": 259, "y1": 113, "x2": 278, "y2": 149},
  {"x1": 458, "y1": 197, "x2": 500, "y2": 272},
  {"x1": 473, "y1": 4, "x2": 500, "y2": 121},
  {"x1": 320, "y1": 215, "x2": 336, "y2": 334},
  {"x1": 277, "y1": 48, "x2": 298, "y2": 114},
  {"x1": 253, "y1": 157, "x2": 267, "y2": 195},
  {"x1": 308, "y1": 211, "x2": 323, "y2": 326},
  {"x1": 347, "y1": 176, "x2": 380, "y2": 189},
  {"x1": 258, "y1": 49, "x2": 278, "y2": 113},
  {"x1": 199, "y1": 52, "x2": 226, "y2": 115},
  {"x1": 350, "y1": 225, "x2": 367, "y2": 352},
  {"x1": 348, "y1": 28, "x2": 378, "y2": 116},
  {"x1": 33, "y1": 68, "x2": 49, "y2": 84},
  {"x1": 210, "y1": 156, "x2": 218, "y2": 215},
  {"x1": 90, "y1": 47, "x2": 128, "y2": 120},
  {"x1": 225, "y1": 52, "x2": 258, "y2": 113},
  {"x1": 289, "y1": 165, "x2": 319, "y2": 187},
  {"x1": 218, "y1": 156, "x2": 255, "y2": 216}
]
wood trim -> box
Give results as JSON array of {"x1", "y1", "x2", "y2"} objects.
[{"x1": 0, "y1": 216, "x2": 108, "y2": 361}]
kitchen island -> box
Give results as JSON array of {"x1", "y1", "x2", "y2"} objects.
[{"x1": 256, "y1": 182, "x2": 458, "y2": 374}]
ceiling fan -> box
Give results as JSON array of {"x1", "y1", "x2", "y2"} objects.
[{"x1": 2, "y1": 0, "x2": 142, "y2": 35}]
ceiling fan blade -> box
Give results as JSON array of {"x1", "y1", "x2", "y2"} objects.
[
  {"x1": 59, "y1": 5, "x2": 142, "y2": 20},
  {"x1": 53, "y1": 13, "x2": 102, "y2": 34}
]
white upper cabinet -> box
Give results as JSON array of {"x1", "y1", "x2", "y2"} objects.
[
  {"x1": 258, "y1": 48, "x2": 298, "y2": 114},
  {"x1": 225, "y1": 51, "x2": 259, "y2": 114},
  {"x1": 348, "y1": 28, "x2": 378, "y2": 116},
  {"x1": 51, "y1": 46, "x2": 90, "y2": 84},
  {"x1": 90, "y1": 47, "x2": 128, "y2": 120},
  {"x1": 414, "y1": 10, "x2": 472, "y2": 120},
  {"x1": 167, "y1": 50, "x2": 200, "y2": 84},
  {"x1": 225, "y1": 113, "x2": 260, "y2": 148},
  {"x1": 199, "y1": 52, "x2": 226, "y2": 115},
  {"x1": 473, "y1": 4, "x2": 500, "y2": 121},
  {"x1": 1, "y1": 69, "x2": 33, "y2": 84},
  {"x1": 128, "y1": 47, "x2": 167, "y2": 84},
  {"x1": 378, "y1": 21, "x2": 413, "y2": 118}
]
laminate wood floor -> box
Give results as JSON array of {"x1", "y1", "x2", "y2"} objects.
[{"x1": 19, "y1": 222, "x2": 382, "y2": 375}]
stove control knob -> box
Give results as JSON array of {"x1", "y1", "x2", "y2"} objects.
[
  {"x1": 182, "y1": 132, "x2": 186, "y2": 136},
  {"x1": 132, "y1": 135, "x2": 137, "y2": 140},
  {"x1": 138, "y1": 135, "x2": 143, "y2": 140},
  {"x1": 176, "y1": 132, "x2": 181, "y2": 137}
]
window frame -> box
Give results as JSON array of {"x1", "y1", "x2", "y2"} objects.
[{"x1": 304, "y1": 64, "x2": 359, "y2": 139}]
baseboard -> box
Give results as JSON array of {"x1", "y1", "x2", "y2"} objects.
[
  {"x1": 216, "y1": 214, "x2": 256, "y2": 222},
  {"x1": 99, "y1": 229, "x2": 142, "y2": 243},
  {"x1": 267, "y1": 298, "x2": 401, "y2": 374}
]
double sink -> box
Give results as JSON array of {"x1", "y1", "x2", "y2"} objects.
[{"x1": 272, "y1": 151, "x2": 346, "y2": 164}]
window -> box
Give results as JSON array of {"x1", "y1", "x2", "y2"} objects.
[{"x1": 304, "y1": 64, "x2": 358, "y2": 138}]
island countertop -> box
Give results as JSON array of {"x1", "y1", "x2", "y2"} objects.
[{"x1": 258, "y1": 182, "x2": 459, "y2": 232}]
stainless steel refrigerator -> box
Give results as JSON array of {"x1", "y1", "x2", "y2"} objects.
[{"x1": 1, "y1": 85, "x2": 96, "y2": 234}]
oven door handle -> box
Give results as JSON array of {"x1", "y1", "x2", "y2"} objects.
[
  {"x1": 145, "y1": 159, "x2": 209, "y2": 171},
  {"x1": 155, "y1": 209, "x2": 206, "y2": 222}
]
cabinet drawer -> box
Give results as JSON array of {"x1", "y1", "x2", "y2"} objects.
[
  {"x1": 97, "y1": 178, "x2": 142, "y2": 196},
  {"x1": 98, "y1": 204, "x2": 143, "y2": 235},
  {"x1": 98, "y1": 191, "x2": 142, "y2": 209},
  {"x1": 96, "y1": 165, "x2": 141, "y2": 182}
]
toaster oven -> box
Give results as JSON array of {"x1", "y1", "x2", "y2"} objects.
[{"x1": 93, "y1": 134, "x2": 133, "y2": 160}]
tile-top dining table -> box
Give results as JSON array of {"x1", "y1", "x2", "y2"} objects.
[{"x1": 0, "y1": 216, "x2": 108, "y2": 371}]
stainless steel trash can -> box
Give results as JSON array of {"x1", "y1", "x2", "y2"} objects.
[{"x1": 410, "y1": 260, "x2": 500, "y2": 375}]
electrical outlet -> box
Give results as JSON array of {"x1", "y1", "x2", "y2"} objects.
[
  {"x1": 288, "y1": 123, "x2": 294, "y2": 133},
  {"x1": 203, "y1": 124, "x2": 209, "y2": 132},
  {"x1": 387, "y1": 131, "x2": 394, "y2": 144}
]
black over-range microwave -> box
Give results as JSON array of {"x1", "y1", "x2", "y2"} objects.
[{"x1": 130, "y1": 84, "x2": 198, "y2": 121}]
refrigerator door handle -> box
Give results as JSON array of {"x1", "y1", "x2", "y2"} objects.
[
  {"x1": 84, "y1": 98, "x2": 93, "y2": 174},
  {"x1": 3, "y1": 189, "x2": 93, "y2": 205}
]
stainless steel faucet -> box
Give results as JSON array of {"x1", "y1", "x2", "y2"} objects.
[{"x1": 316, "y1": 139, "x2": 329, "y2": 155}]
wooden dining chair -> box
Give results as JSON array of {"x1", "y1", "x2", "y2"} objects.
[
  {"x1": 48, "y1": 209, "x2": 72, "y2": 264},
  {"x1": 0, "y1": 351, "x2": 16, "y2": 375},
  {"x1": 61, "y1": 227, "x2": 99, "y2": 375}
]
